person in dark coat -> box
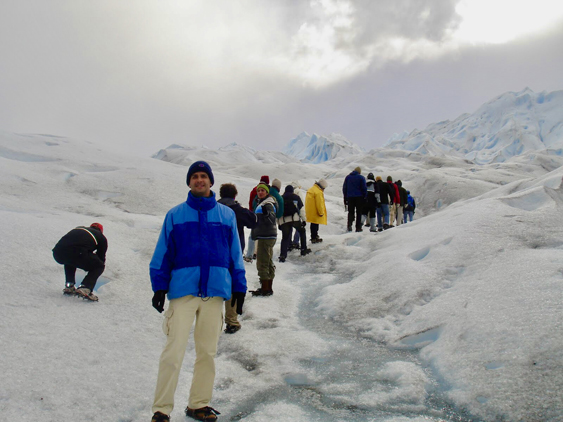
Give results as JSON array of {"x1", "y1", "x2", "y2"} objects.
[
  {"x1": 278, "y1": 185, "x2": 311, "y2": 261},
  {"x1": 396, "y1": 180, "x2": 408, "y2": 227},
  {"x1": 250, "y1": 184, "x2": 278, "y2": 296},
  {"x1": 376, "y1": 176, "x2": 393, "y2": 230},
  {"x1": 218, "y1": 184, "x2": 257, "y2": 252},
  {"x1": 342, "y1": 167, "x2": 367, "y2": 232},
  {"x1": 218, "y1": 183, "x2": 257, "y2": 334},
  {"x1": 52, "y1": 222, "x2": 107, "y2": 301},
  {"x1": 364, "y1": 173, "x2": 381, "y2": 232}
]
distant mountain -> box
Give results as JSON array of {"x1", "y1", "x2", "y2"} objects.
[
  {"x1": 384, "y1": 88, "x2": 563, "y2": 164},
  {"x1": 283, "y1": 132, "x2": 365, "y2": 163},
  {"x1": 152, "y1": 142, "x2": 297, "y2": 166}
]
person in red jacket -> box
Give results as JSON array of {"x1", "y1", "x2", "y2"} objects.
[
  {"x1": 387, "y1": 176, "x2": 401, "y2": 227},
  {"x1": 244, "y1": 176, "x2": 269, "y2": 262}
]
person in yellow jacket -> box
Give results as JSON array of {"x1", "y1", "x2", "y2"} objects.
[{"x1": 305, "y1": 179, "x2": 328, "y2": 243}]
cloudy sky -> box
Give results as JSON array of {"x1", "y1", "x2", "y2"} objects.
[{"x1": 1, "y1": 0, "x2": 562, "y2": 156}]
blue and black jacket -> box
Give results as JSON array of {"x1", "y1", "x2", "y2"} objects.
[{"x1": 150, "y1": 191, "x2": 247, "y2": 300}]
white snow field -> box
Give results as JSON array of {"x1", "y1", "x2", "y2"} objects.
[{"x1": 1, "y1": 130, "x2": 562, "y2": 422}]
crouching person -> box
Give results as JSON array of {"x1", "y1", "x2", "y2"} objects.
[
  {"x1": 149, "y1": 161, "x2": 247, "y2": 422},
  {"x1": 52, "y1": 222, "x2": 106, "y2": 301}
]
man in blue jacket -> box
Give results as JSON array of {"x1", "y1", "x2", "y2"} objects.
[
  {"x1": 342, "y1": 166, "x2": 367, "y2": 232},
  {"x1": 149, "y1": 161, "x2": 247, "y2": 422}
]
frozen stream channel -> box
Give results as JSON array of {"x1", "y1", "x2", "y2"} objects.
[{"x1": 212, "y1": 239, "x2": 484, "y2": 422}]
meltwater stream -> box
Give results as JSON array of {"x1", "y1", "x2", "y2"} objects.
[
  {"x1": 285, "y1": 275, "x2": 483, "y2": 422},
  {"x1": 248, "y1": 248, "x2": 484, "y2": 422}
]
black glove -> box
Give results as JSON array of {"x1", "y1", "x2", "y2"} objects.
[
  {"x1": 343, "y1": 198, "x2": 348, "y2": 206},
  {"x1": 152, "y1": 290, "x2": 167, "y2": 313},
  {"x1": 231, "y1": 292, "x2": 246, "y2": 315}
]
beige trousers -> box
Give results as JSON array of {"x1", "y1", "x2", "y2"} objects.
[
  {"x1": 224, "y1": 297, "x2": 240, "y2": 327},
  {"x1": 152, "y1": 295, "x2": 224, "y2": 415},
  {"x1": 389, "y1": 203, "x2": 399, "y2": 225},
  {"x1": 396, "y1": 205, "x2": 404, "y2": 226}
]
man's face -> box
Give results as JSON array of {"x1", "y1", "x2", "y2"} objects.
[
  {"x1": 257, "y1": 188, "x2": 268, "y2": 199},
  {"x1": 189, "y1": 172, "x2": 212, "y2": 197}
]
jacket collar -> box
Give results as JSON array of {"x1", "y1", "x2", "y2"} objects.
[
  {"x1": 218, "y1": 197, "x2": 237, "y2": 207},
  {"x1": 187, "y1": 191, "x2": 217, "y2": 211}
]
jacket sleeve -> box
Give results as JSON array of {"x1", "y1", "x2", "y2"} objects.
[
  {"x1": 228, "y1": 215, "x2": 247, "y2": 294},
  {"x1": 149, "y1": 213, "x2": 175, "y2": 292},
  {"x1": 297, "y1": 196, "x2": 306, "y2": 220},
  {"x1": 315, "y1": 191, "x2": 325, "y2": 217},
  {"x1": 342, "y1": 177, "x2": 348, "y2": 198},
  {"x1": 361, "y1": 178, "x2": 367, "y2": 197},
  {"x1": 243, "y1": 208, "x2": 258, "y2": 229},
  {"x1": 97, "y1": 236, "x2": 108, "y2": 263}
]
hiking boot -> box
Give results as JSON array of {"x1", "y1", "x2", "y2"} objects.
[
  {"x1": 278, "y1": 256, "x2": 286, "y2": 263},
  {"x1": 250, "y1": 288, "x2": 266, "y2": 296},
  {"x1": 62, "y1": 285, "x2": 76, "y2": 295},
  {"x1": 151, "y1": 412, "x2": 170, "y2": 422},
  {"x1": 383, "y1": 224, "x2": 390, "y2": 230},
  {"x1": 243, "y1": 256, "x2": 253, "y2": 263},
  {"x1": 355, "y1": 227, "x2": 363, "y2": 232},
  {"x1": 224, "y1": 324, "x2": 241, "y2": 334},
  {"x1": 252, "y1": 254, "x2": 257, "y2": 260},
  {"x1": 300, "y1": 248, "x2": 312, "y2": 256},
  {"x1": 310, "y1": 237, "x2": 323, "y2": 243},
  {"x1": 378, "y1": 227, "x2": 383, "y2": 232},
  {"x1": 185, "y1": 406, "x2": 221, "y2": 421},
  {"x1": 347, "y1": 225, "x2": 352, "y2": 232},
  {"x1": 76, "y1": 287, "x2": 99, "y2": 302},
  {"x1": 291, "y1": 242, "x2": 300, "y2": 250}
]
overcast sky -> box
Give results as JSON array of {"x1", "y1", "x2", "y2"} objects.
[{"x1": 1, "y1": 0, "x2": 562, "y2": 157}]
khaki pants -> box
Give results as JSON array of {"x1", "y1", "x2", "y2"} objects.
[
  {"x1": 256, "y1": 238, "x2": 276, "y2": 280},
  {"x1": 396, "y1": 205, "x2": 404, "y2": 226},
  {"x1": 152, "y1": 295, "x2": 224, "y2": 415},
  {"x1": 224, "y1": 298, "x2": 240, "y2": 327},
  {"x1": 389, "y1": 203, "x2": 399, "y2": 225}
]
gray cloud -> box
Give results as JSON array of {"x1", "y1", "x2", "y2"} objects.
[{"x1": 0, "y1": 1, "x2": 562, "y2": 157}]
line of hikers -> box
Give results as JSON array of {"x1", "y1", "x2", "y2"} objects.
[
  {"x1": 343, "y1": 166, "x2": 416, "y2": 233},
  {"x1": 51, "y1": 160, "x2": 420, "y2": 422}
]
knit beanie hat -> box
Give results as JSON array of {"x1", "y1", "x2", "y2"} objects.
[
  {"x1": 187, "y1": 161, "x2": 214, "y2": 186},
  {"x1": 387, "y1": 175, "x2": 393, "y2": 182},
  {"x1": 367, "y1": 172, "x2": 375, "y2": 180},
  {"x1": 272, "y1": 178, "x2": 282, "y2": 190},
  {"x1": 284, "y1": 185, "x2": 294, "y2": 194},
  {"x1": 256, "y1": 183, "x2": 270, "y2": 194},
  {"x1": 396, "y1": 180, "x2": 402, "y2": 187},
  {"x1": 354, "y1": 166, "x2": 361, "y2": 174},
  {"x1": 318, "y1": 179, "x2": 328, "y2": 189},
  {"x1": 260, "y1": 175, "x2": 270, "y2": 184},
  {"x1": 90, "y1": 223, "x2": 103, "y2": 234}
]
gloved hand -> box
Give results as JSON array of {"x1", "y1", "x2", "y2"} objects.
[
  {"x1": 231, "y1": 292, "x2": 246, "y2": 315},
  {"x1": 152, "y1": 290, "x2": 167, "y2": 313},
  {"x1": 255, "y1": 205, "x2": 263, "y2": 214},
  {"x1": 301, "y1": 221, "x2": 306, "y2": 227},
  {"x1": 343, "y1": 198, "x2": 348, "y2": 206}
]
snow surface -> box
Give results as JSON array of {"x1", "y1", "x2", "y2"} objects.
[
  {"x1": 1, "y1": 130, "x2": 562, "y2": 421},
  {"x1": 384, "y1": 88, "x2": 563, "y2": 165}
]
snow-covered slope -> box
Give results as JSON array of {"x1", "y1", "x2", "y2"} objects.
[
  {"x1": 385, "y1": 88, "x2": 563, "y2": 164},
  {"x1": 153, "y1": 142, "x2": 298, "y2": 168},
  {"x1": 1, "y1": 130, "x2": 562, "y2": 421},
  {"x1": 283, "y1": 132, "x2": 365, "y2": 163}
]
